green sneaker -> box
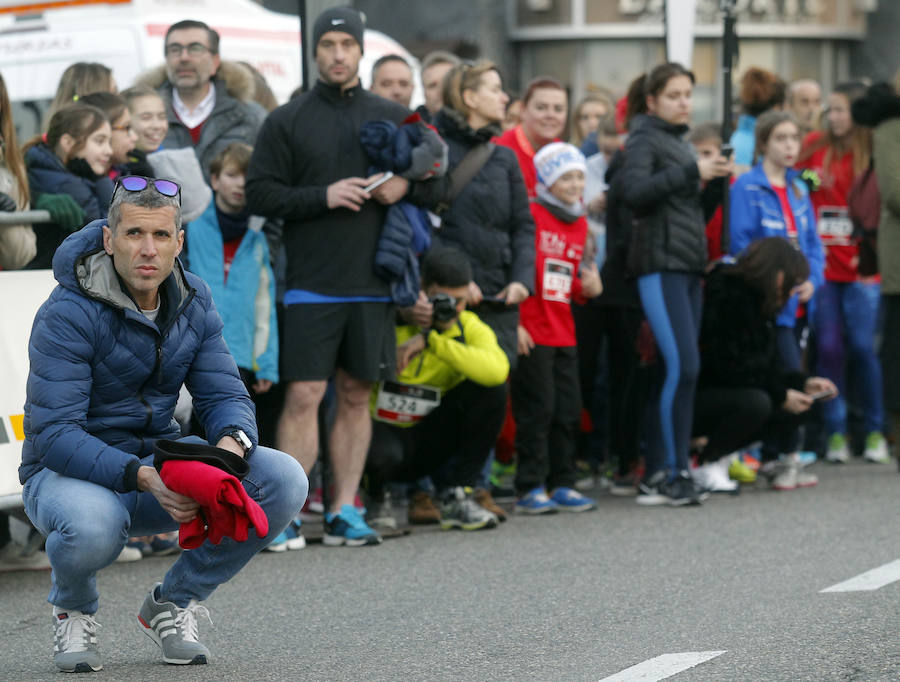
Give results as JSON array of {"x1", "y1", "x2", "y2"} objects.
[
  {"x1": 864, "y1": 432, "x2": 890, "y2": 464},
  {"x1": 826, "y1": 433, "x2": 850, "y2": 463},
  {"x1": 727, "y1": 454, "x2": 757, "y2": 483},
  {"x1": 489, "y1": 460, "x2": 516, "y2": 496}
]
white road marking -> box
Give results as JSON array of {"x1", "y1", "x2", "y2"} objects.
[
  {"x1": 599, "y1": 651, "x2": 727, "y2": 681},
  {"x1": 820, "y1": 558, "x2": 900, "y2": 593}
]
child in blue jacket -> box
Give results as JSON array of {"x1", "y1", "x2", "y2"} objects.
[
  {"x1": 729, "y1": 110, "x2": 825, "y2": 372},
  {"x1": 186, "y1": 142, "x2": 279, "y2": 396}
]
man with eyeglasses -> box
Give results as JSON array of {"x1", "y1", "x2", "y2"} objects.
[
  {"x1": 152, "y1": 19, "x2": 266, "y2": 181},
  {"x1": 19, "y1": 177, "x2": 307, "y2": 672}
]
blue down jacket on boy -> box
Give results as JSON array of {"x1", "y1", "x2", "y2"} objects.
[
  {"x1": 20, "y1": 220, "x2": 257, "y2": 492},
  {"x1": 729, "y1": 163, "x2": 825, "y2": 328},
  {"x1": 186, "y1": 201, "x2": 279, "y2": 383}
]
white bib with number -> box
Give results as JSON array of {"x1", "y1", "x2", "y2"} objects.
[
  {"x1": 818, "y1": 206, "x2": 853, "y2": 244},
  {"x1": 374, "y1": 381, "x2": 441, "y2": 425},
  {"x1": 543, "y1": 258, "x2": 574, "y2": 303}
]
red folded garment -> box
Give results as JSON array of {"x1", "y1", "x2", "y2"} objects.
[{"x1": 159, "y1": 460, "x2": 269, "y2": 549}]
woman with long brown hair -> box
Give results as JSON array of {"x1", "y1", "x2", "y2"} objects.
[
  {"x1": 693, "y1": 237, "x2": 837, "y2": 490},
  {"x1": 621, "y1": 62, "x2": 732, "y2": 505},
  {"x1": 797, "y1": 81, "x2": 888, "y2": 463},
  {"x1": 0, "y1": 71, "x2": 34, "y2": 270}
]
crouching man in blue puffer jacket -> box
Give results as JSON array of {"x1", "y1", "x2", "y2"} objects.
[{"x1": 18, "y1": 177, "x2": 308, "y2": 673}]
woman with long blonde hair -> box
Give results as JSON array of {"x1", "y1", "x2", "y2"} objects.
[{"x1": 0, "y1": 71, "x2": 34, "y2": 269}]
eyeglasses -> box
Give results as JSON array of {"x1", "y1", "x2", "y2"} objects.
[
  {"x1": 113, "y1": 175, "x2": 181, "y2": 204},
  {"x1": 165, "y1": 42, "x2": 212, "y2": 57},
  {"x1": 111, "y1": 124, "x2": 133, "y2": 134}
]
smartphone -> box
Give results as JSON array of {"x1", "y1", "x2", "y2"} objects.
[
  {"x1": 363, "y1": 171, "x2": 394, "y2": 193},
  {"x1": 720, "y1": 143, "x2": 734, "y2": 159},
  {"x1": 809, "y1": 389, "x2": 836, "y2": 401}
]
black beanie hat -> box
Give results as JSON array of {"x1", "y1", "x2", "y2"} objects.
[{"x1": 313, "y1": 7, "x2": 364, "y2": 54}]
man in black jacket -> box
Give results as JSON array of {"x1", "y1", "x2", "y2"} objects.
[{"x1": 246, "y1": 7, "x2": 436, "y2": 547}]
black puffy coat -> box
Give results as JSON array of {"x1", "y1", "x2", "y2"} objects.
[
  {"x1": 431, "y1": 108, "x2": 535, "y2": 362},
  {"x1": 433, "y1": 108, "x2": 534, "y2": 296},
  {"x1": 622, "y1": 114, "x2": 706, "y2": 277},
  {"x1": 598, "y1": 149, "x2": 640, "y2": 308},
  {"x1": 698, "y1": 264, "x2": 805, "y2": 407}
]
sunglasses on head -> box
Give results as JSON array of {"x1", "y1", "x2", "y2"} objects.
[{"x1": 113, "y1": 175, "x2": 181, "y2": 203}]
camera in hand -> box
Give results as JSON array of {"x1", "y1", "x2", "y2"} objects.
[{"x1": 429, "y1": 293, "x2": 458, "y2": 324}]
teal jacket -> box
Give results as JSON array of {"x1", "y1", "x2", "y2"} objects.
[{"x1": 187, "y1": 201, "x2": 279, "y2": 382}]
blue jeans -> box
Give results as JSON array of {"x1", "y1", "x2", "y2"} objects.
[
  {"x1": 22, "y1": 439, "x2": 308, "y2": 614},
  {"x1": 813, "y1": 280, "x2": 884, "y2": 435}
]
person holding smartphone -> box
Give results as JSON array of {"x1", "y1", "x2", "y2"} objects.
[
  {"x1": 694, "y1": 237, "x2": 838, "y2": 491},
  {"x1": 621, "y1": 62, "x2": 733, "y2": 506}
]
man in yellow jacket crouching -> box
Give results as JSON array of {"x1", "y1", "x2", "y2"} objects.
[{"x1": 367, "y1": 246, "x2": 510, "y2": 531}]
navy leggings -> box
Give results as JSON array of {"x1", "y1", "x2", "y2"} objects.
[{"x1": 638, "y1": 272, "x2": 702, "y2": 476}]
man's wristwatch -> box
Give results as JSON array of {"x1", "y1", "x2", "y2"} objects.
[{"x1": 226, "y1": 429, "x2": 252, "y2": 456}]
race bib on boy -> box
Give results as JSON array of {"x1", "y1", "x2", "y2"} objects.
[
  {"x1": 543, "y1": 258, "x2": 574, "y2": 303},
  {"x1": 374, "y1": 381, "x2": 441, "y2": 425},
  {"x1": 817, "y1": 206, "x2": 853, "y2": 245}
]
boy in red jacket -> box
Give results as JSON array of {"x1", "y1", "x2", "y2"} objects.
[{"x1": 513, "y1": 142, "x2": 603, "y2": 514}]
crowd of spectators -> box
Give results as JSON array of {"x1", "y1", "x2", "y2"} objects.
[{"x1": 2, "y1": 7, "x2": 899, "y2": 574}]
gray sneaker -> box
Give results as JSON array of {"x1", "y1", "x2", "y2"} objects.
[
  {"x1": 52, "y1": 607, "x2": 102, "y2": 672},
  {"x1": 772, "y1": 455, "x2": 818, "y2": 491},
  {"x1": 138, "y1": 583, "x2": 211, "y2": 665},
  {"x1": 440, "y1": 487, "x2": 498, "y2": 531}
]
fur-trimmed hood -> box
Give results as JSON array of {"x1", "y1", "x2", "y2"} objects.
[{"x1": 135, "y1": 60, "x2": 258, "y2": 104}]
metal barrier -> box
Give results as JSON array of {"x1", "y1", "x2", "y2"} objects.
[{"x1": 0, "y1": 210, "x2": 51, "y2": 225}]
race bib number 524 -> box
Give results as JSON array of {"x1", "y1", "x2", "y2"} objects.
[{"x1": 374, "y1": 381, "x2": 441, "y2": 425}]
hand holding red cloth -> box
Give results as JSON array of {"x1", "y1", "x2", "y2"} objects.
[{"x1": 159, "y1": 460, "x2": 268, "y2": 549}]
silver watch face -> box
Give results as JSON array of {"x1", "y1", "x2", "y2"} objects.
[{"x1": 233, "y1": 430, "x2": 251, "y2": 450}]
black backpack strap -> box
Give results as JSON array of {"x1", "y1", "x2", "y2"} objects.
[{"x1": 434, "y1": 142, "x2": 495, "y2": 215}]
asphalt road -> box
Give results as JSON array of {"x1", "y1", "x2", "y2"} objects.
[{"x1": 3, "y1": 459, "x2": 899, "y2": 681}]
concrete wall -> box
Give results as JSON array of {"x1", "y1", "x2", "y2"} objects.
[{"x1": 851, "y1": 0, "x2": 900, "y2": 84}]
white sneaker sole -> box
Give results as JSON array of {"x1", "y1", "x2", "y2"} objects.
[
  {"x1": 137, "y1": 617, "x2": 208, "y2": 665},
  {"x1": 554, "y1": 503, "x2": 596, "y2": 512},
  {"x1": 322, "y1": 533, "x2": 382, "y2": 547},
  {"x1": 440, "y1": 519, "x2": 498, "y2": 530}
]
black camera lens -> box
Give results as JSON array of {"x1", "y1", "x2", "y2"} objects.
[{"x1": 429, "y1": 293, "x2": 458, "y2": 323}]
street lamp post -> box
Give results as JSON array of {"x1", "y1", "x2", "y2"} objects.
[{"x1": 720, "y1": 0, "x2": 738, "y2": 255}]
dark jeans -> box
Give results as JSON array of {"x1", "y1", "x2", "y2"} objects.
[
  {"x1": 366, "y1": 380, "x2": 507, "y2": 493},
  {"x1": 694, "y1": 386, "x2": 806, "y2": 460},
  {"x1": 573, "y1": 303, "x2": 651, "y2": 475},
  {"x1": 512, "y1": 344, "x2": 581, "y2": 494}
]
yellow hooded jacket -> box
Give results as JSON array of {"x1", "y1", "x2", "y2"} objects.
[{"x1": 371, "y1": 310, "x2": 510, "y2": 426}]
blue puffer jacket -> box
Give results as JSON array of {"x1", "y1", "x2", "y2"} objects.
[
  {"x1": 20, "y1": 220, "x2": 257, "y2": 492},
  {"x1": 186, "y1": 201, "x2": 279, "y2": 383},
  {"x1": 729, "y1": 163, "x2": 826, "y2": 328},
  {"x1": 25, "y1": 143, "x2": 114, "y2": 269}
]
